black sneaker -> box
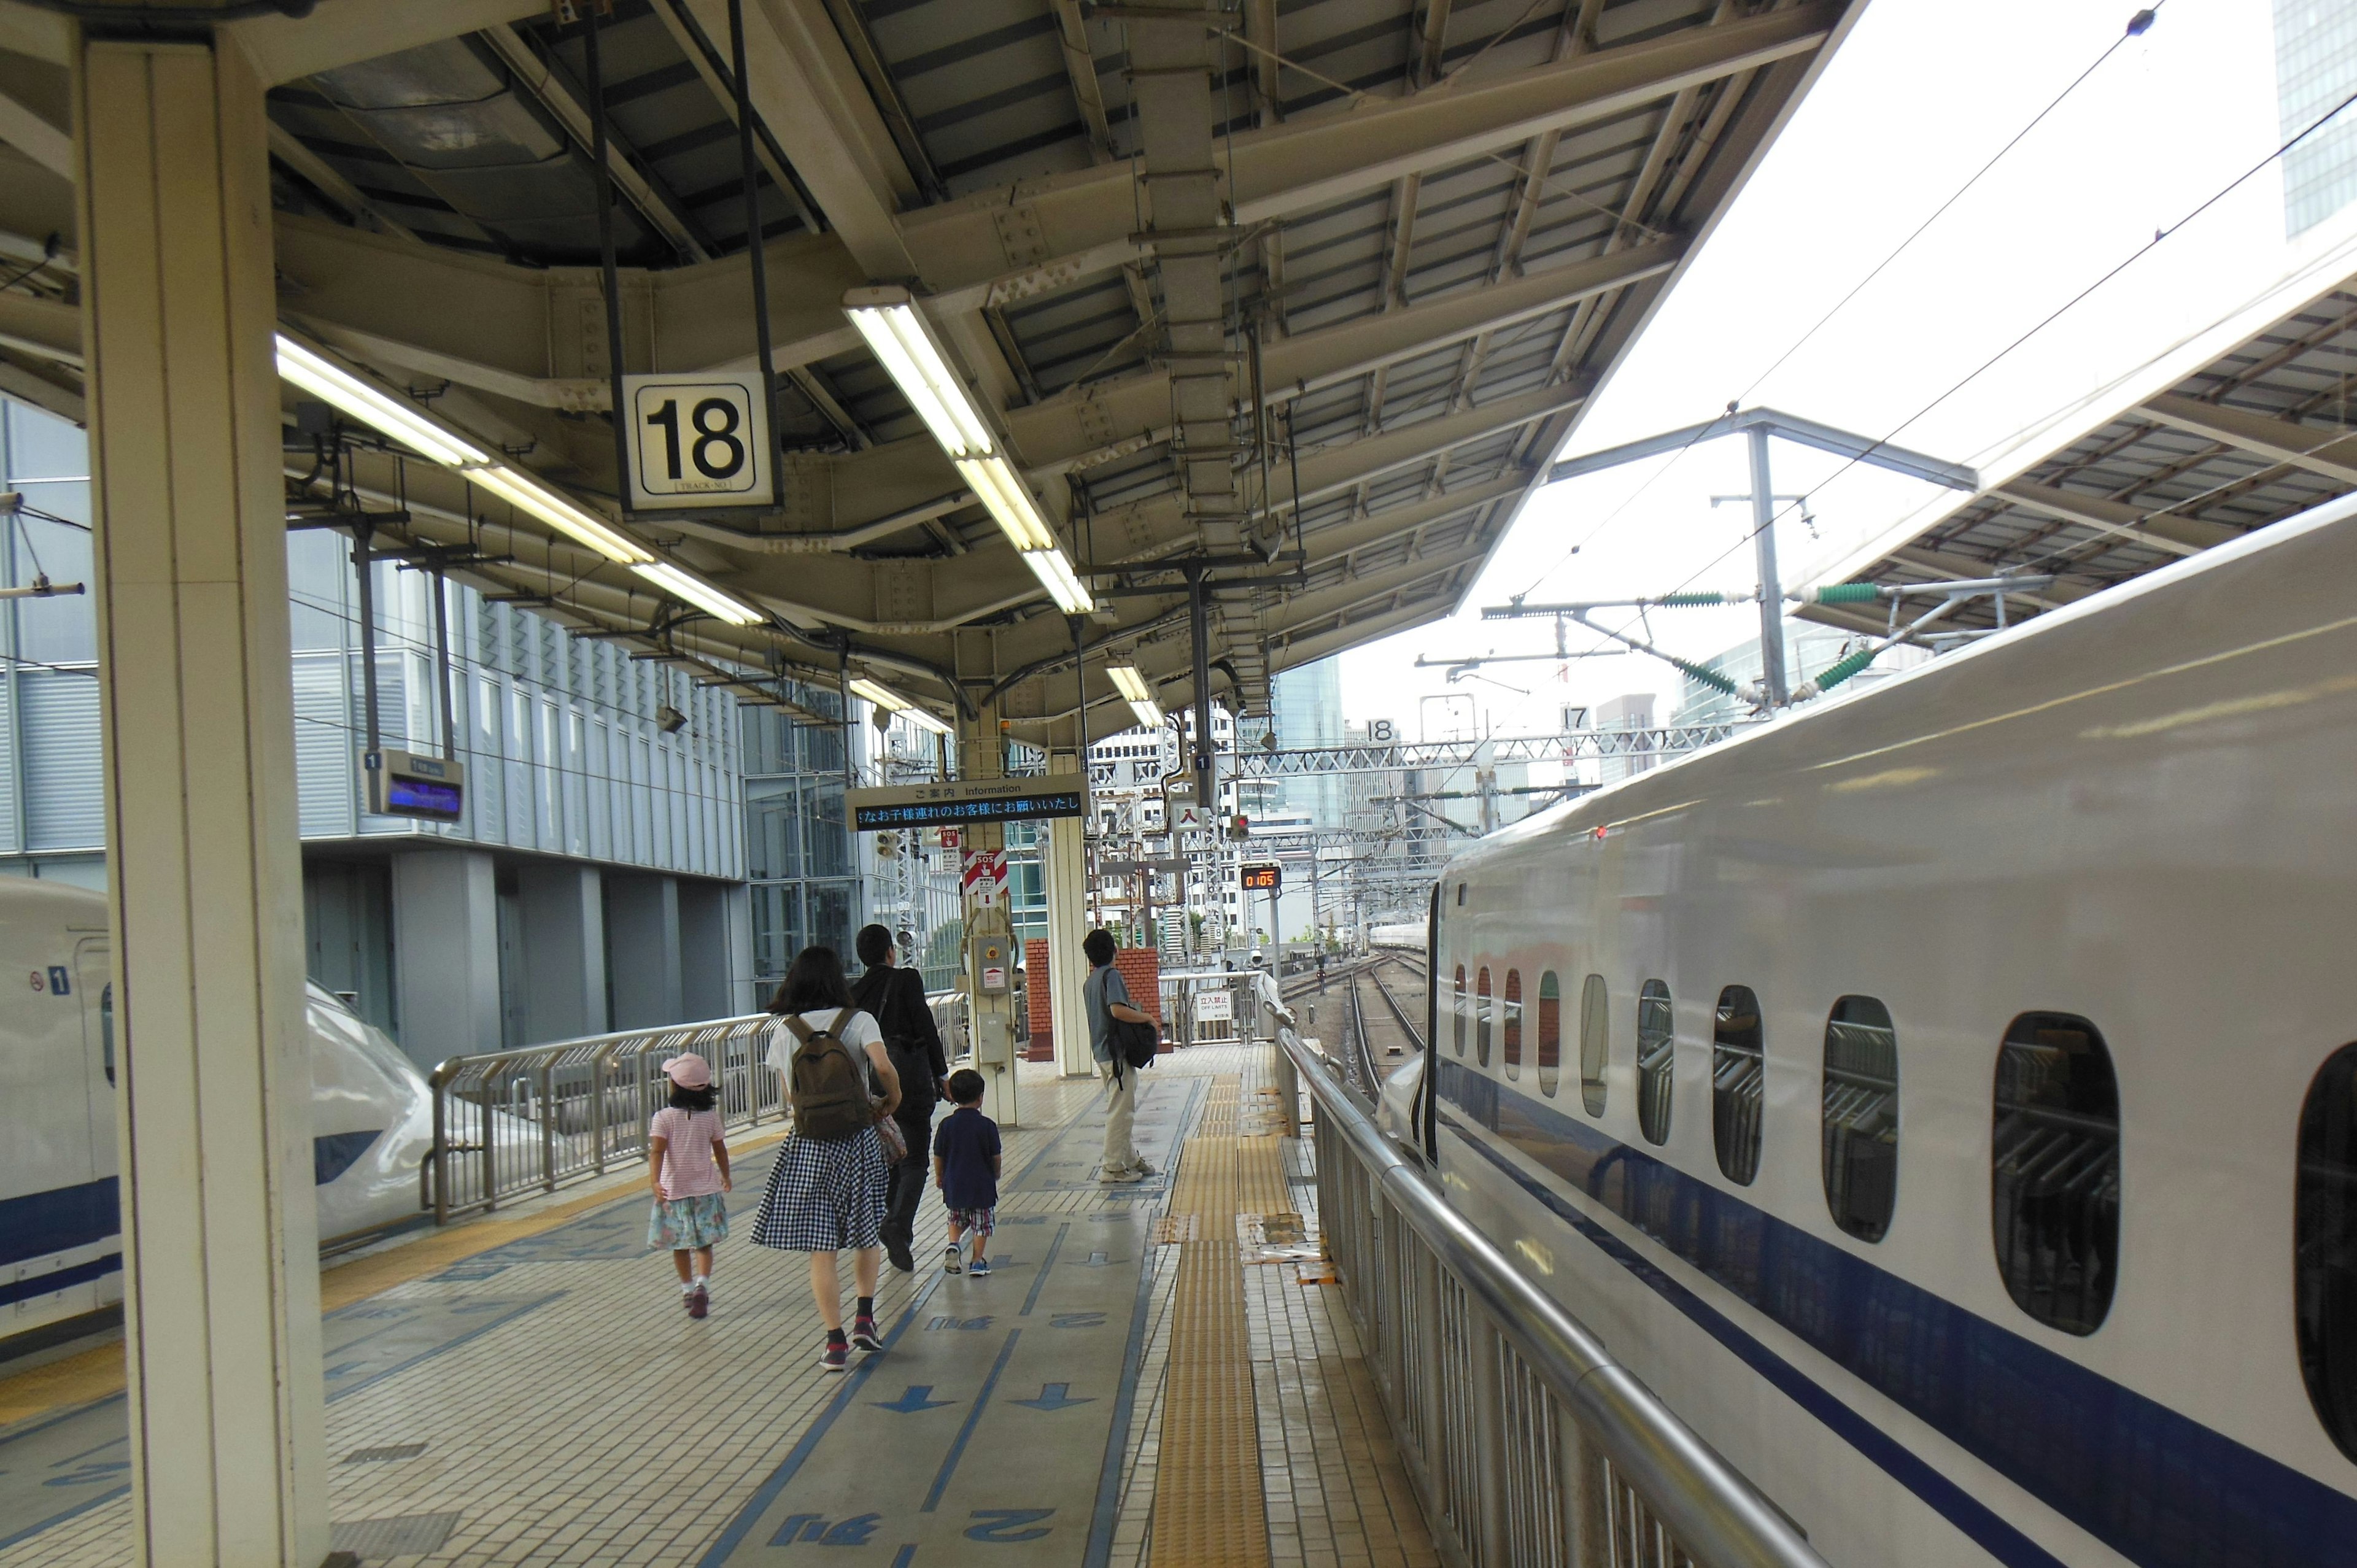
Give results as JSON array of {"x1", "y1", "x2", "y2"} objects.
[
  {"x1": 885, "y1": 1242, "x2": 915, "y2": 1274},
  {"x1": 819, "y1": 1340, "x2": 849, "y2": 1372},
  {"x1": 850, "y1": 1315, "x2": 884, "y2": 1353}
]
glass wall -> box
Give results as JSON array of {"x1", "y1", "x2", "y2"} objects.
[{"x1": 741, "y1": 689, "x2": 859, "y2": 993}]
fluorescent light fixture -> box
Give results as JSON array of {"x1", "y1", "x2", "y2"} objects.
[
  {"x1": 470, "y1": 462, "x2": 653, "y2": 565},
  {"x1": 275, "y1": 334, "x2": 488, "y2": 468},
  {"x1": 954, "y1": 454, "x2": 1057, "y2": 552},
  {"x1": 632, "y1": 561, "x2": 762, "y2": 625},
  {"x1": 849, "y1": 676, "x2": 954, "y2": 735},
  {"x1": 1126, "y1": 698, "x2": 1164, "y2": 729},
  {"x1": 276, "y1": 331, "x2": 657, "y2": 567},
  {"x1": 1021, "y1": 546, "x2": 1095, "y2": 614},
  {"x1": 842, "y1": 287, "x2": 995, "y2": 460},
  {"x1": 1106, "y1": 664, "x2": 1151, "y2": 703}
]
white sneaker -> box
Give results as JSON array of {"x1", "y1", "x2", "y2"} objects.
[
  {"x1": 943, "y1": 1240, "x2": 964, "y2": 1275},
  {"x1": 1100, "y1": 1164, "x2": 1145, "y2": 1184}
]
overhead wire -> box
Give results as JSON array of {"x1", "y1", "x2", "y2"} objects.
[{"x1": 1518, "y1": 3, "x2": 2169, "y2": 598}]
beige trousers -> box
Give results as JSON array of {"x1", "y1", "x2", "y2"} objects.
[{"x1": 1102, "y1": 1062, "x2": 1140, "y2": 1173}]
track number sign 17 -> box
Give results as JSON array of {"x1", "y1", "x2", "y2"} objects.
[{"x1": 622, "y1": 373, "x2": 773, "y2": 509}]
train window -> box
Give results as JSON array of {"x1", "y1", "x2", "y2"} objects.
[
  {"x1": 1712, "y1": 986, "x2": 1765, "y2": 1186},
  {"x1": 1822, "y1": 997, "x2": 1898, "y2": 1243},
  {"x1": 1476, "y1": 967, "x2": 1493, "y2": 1067},
  {"x1": 1453, "y1": 966, "x2": 1466, "y2": 1057},
  {"x1": 1637, "y1": 981, "x2": 1673, "y2": 1145},
  {"x1": 1579, "y1": 974, "x2": 1609, "y2": 1117},
  {"x1": 1536, "y1": 973, "x2": 1562, "y2": 1097},
  {"x1": 1501, "y1": 970, "x2": 1523, "y2": 1078},
  {"x1": 1992, "y1": 1012, "x2": 2119, "y2": 1335},
  {"x1": 2299, "y1": 1044, "x2": 2357, "y2": 1462}
]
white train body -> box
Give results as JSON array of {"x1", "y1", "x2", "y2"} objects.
[
  {"x1": 1414, "y1": 491, "x2": 2357, "y2": 1567},
  {"x1": 0, "y1": 879, "x2": 432, "y2": 1346},
  {"x1": 1366, "y1": 922, "x2": 1427, "y2": 951}
]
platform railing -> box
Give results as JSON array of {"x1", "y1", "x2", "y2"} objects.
[
  {"x1": 425, "y1": 991, "x2": 970, "y2": 1222},
  {"x1": 1252, "y1": 973, "x2": 1827, "y2": 1568}
]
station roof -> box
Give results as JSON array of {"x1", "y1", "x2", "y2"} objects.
[
  {"x1": 0, "y1": 0, "x2": 1864, "y2": 739},
  {"x1": 1799, "y1": 272, "x2": 2357, "y2": 639}
]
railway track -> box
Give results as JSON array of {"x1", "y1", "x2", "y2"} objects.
[{"x1": 1339, "y1": 956, "x2": 1427, "y2": 1098}]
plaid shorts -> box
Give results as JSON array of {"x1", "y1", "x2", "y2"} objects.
[{"x1": 946, "y1": 1206, "x2": 994, "y2": 1237}]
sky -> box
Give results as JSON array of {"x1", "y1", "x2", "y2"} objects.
[{"x1": 1337, "y1": 0, "x2": 2326, "y2": 739}]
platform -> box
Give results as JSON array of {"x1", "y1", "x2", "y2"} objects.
[{"x1": 0, "y1": 1046, "x2": 1437, "y2": 1568}]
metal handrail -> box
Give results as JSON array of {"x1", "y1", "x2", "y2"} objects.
[
  {"x1": 1252, "y1": 971, "x2": 1827, "y2": 1568},
  {"x1": 425, "y1": 990, "x2": 972, "y2": 1222}
]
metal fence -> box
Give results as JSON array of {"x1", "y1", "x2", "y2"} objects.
[
  {"x1": 426, "y1": 991, "x2": 970, "y2": 1221},
  {"x1": 1252, "y1": 973, "x2": 1825, "y2": 1568}
]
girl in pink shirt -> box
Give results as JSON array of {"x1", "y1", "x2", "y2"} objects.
[{"x1": 649, "y1": 1054, "x2": 732, "y2": 1318}]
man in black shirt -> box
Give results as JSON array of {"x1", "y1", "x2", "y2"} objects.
[{"x1": 853, "y1": 923, "x2": 950, "y2": 1273}]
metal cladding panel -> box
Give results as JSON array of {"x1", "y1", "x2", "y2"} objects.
[
  {"x1": 0, "y1": 676, "x2": 20, "y2": 855},
  {"x1": 21, "y1": 672, "x2": 101, "y2": 852},
  {"x1": 293, "y1": 652, "x2": 357, "y2": 840}
]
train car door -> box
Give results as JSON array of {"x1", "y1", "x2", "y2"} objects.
[
  {"x1": 1422, "y1": 884, "x2": 1439, "y2": 1161},
  {"x1": 74, "y1": 941, "x2": 113, "y2": 1181}
]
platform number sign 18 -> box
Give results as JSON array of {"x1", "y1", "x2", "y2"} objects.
[{"x1": 621, "y1": 372, "x2": 773, "y2": 509}]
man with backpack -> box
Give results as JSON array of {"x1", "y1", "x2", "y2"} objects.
[
  {"x1": 1083, "y1": 929, "x2": 1157, "y2": 1183},
  {"x1": 853, "y1": 924, "x2": 949, "y2": 1273}
]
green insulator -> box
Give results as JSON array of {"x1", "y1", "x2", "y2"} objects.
[
  {"x1": 1659, "y1": 592, "x2": 1725, "y2": 607},
  {"x1": 1670, "y1": 657, "x2": 1740, "y2": 695},
  {"x1": 1813, "y1": 648, "x2": 1880, "y2": 690},
  {"x1": 1814, "y1": 583, "x2": 1881, "y2": 604}
]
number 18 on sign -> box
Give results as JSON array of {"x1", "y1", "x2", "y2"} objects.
[{"x1": 622, "y1": 373, "x2": 773, "y2": 509}]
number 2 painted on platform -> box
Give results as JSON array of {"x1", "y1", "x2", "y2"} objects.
[{"x1": 643, "y1": 396, "x2": 745, "y2": 481}]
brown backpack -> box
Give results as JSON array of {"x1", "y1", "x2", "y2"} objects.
[{"x1": 783, "y1": 1009, "x2": 870, "y2": 1142}]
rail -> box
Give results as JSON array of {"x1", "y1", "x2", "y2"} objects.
[
  {"x1": 1249, "y1": 971, "x2": 1826, "y2": 1568},
  {"x1": 425, "y1": 991, "x2": 970, "y2": 1221}
]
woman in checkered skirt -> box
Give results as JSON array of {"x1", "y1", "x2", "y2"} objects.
[{"x1": 753, "y1": 944, "x2": 902, "y2": 1372}]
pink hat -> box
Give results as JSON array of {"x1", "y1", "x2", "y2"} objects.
[{"x1": 662, "y1": 1054, "x2": 712, "y2": 1089}]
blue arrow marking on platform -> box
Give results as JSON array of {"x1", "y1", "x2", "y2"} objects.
[
  {"x1": 1011, "y1": 1383, "x2": 1094, "y2": 1412},
  {"x1": 1074, "y1": 1251, "x2": 1124, "y2": 1267},
  {"x1": 873, "y1": 1385, "x2": 955, "y2": 1413}
]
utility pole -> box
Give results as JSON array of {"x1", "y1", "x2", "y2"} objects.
[{"x1": 1747, "y1": 423, "x2": 1789, "y2": 708}]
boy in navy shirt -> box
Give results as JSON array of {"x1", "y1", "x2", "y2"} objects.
[{"x1": 932, "y1": 1070, "x2": 1002, "y2": 1276}]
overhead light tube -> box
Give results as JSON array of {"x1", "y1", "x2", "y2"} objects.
[
  {"x1": 274, "y1": 336, "x2": 489, "y2": 468},
  {"x1": 954, "y1": 454, "x2": 1057, "y2": 552},
  {"x1": 1022, "y1": 545, "x2": 1096, "y2": 614},
  {"x1": 631, "y1": 561, "x2": 762, "y2": 625},
  {"x1": 842, "y1": 287, "x2": 996, "y2": 459},
  {"x1": 849, "y1": 675, "x2": 954, "y2": 734}
]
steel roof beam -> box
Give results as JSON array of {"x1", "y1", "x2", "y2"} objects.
[
  {"x1": 2137, "y1": 392, "x2": 2357, "y2": 488},
  {"x1": 1005, "y1": 236, "x2": 1682, "y2": 471},
  {"x1": 900, "y1": 2, "x2": 1836, "y2": 305},
  {"x1": 1992, "y1": 477, "x2": 2233, "y2": 556},
  {"x1": 1547, "y1": 404, "x2": 1978, "y2": 491},
  {"x1": 1092, "y1": 378, "x2": 1586, "y2": 561}
]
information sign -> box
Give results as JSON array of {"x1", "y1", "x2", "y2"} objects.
[
  {"x1": 1196, "y1": 989, "x2": 1233, "y2": 1022},
  {"x1": 849, "y1": 777, "x2": 1086, "y2": 830},
  {"x1": 622, "y1": 372, "x2": 773, "y2": 508},
  {"x1": 1240, "y1": 863, "x2": 1281, "y2": 892},
  {"x1": 363, "y1": 748, "x2": 465, "y2": 824}
]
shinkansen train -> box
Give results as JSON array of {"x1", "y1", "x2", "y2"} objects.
[
  {"x1": 1, "y1": 879, "x2": 433, "y2": 1349},
  {"x1": 1380, "y1": 489, "x2": 2357, "y2": 1567}
]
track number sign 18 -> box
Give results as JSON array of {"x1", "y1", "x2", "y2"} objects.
[{"x1": 622, "y1": 373, "x2": 773, "y2": 508}]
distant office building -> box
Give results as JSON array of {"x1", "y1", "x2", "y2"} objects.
[
  {"x1": 0, "y1": 396, "x2": 872, "y2": 1065},
  {"x1": 1272, "y1": 658, "x2": 1346, "y2": 828},
  {"x1": 1593, "y1": 693, "x2": 1657, "y2": 786},
  {"x1": 2278, "y1": 0, "x2": 2357, "y2": 236}
]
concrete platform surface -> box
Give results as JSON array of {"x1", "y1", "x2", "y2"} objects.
[{"x1": 0, "y1": 1046, "x2": 1437, "y2": 1567}]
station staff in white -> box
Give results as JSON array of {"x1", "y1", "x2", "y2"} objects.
[{"x1": 1083, "y1": 929, "x2": 1155, "y2": 1183}]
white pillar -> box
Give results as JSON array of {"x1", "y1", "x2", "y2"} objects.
[
  {"x1": 1043, "y1": 755, "x2": 1094, "y2": 1076},
  {"x1": 606, "y1": 872, "x2": 683, "y2": 1026},
  {"x1": 78, "y1": 30, "x2": 328, "y2": 1567},
  {"x1": 518, "y1": 862, "x2": 606, "y2": 1043},
  {"x1": 391, "y1": 847, "x2": 500, "y2": 1067}
]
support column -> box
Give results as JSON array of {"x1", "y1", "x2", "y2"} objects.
[
  {"x1": 392, "y1": 848, "x2": 501, "y2": 1067},
  {"x1": 78, "y1": 29, "x2": 328, "y2": 1567},
  {"x1": 957, "y1": 700, "x2": 1020, "y2": 1127},
  {"x1": 1044, "y1": 753, "x2": 1093, "y2": 1077},
  {"x1": 606, "y1": 872, "x2": 684, "y2": 1027},
  {"x1": 678, "y1": 878, "x2": 735, "y2": 1019},
  {"x1": 517, "y1": 862, "x2": 606, "y2": 1043},
  {"x1": 1747, "y1": 425, "x2": 1789, "y2": 708}
]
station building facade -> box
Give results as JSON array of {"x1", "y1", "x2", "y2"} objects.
[{"x1": 0, "y1": 397, "x2": 872, "y2": 1070}]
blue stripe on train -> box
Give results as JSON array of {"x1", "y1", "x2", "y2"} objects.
[
  {"x1": 0, "y1": 1178, "x2": 117, "y2": 1270},
  {"x1": 0, "y1": 1253, "x2": 118, "y2": 1308},
  {"x1": 1434, "y1": 1059, "x2": 2357, "y2": 1568}
]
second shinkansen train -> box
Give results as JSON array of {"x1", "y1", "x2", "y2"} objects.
[{"x1": 1387, "y1": 488, "x2": 2357, "y2": 1566}]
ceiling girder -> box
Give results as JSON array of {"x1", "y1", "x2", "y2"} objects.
[
  {"x1": 1992, "y1": 478, "x2": 2231, "y2": 556},
  {"x1": 2138, "y1": 392, "x2": 2357, "y2": 488}
]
